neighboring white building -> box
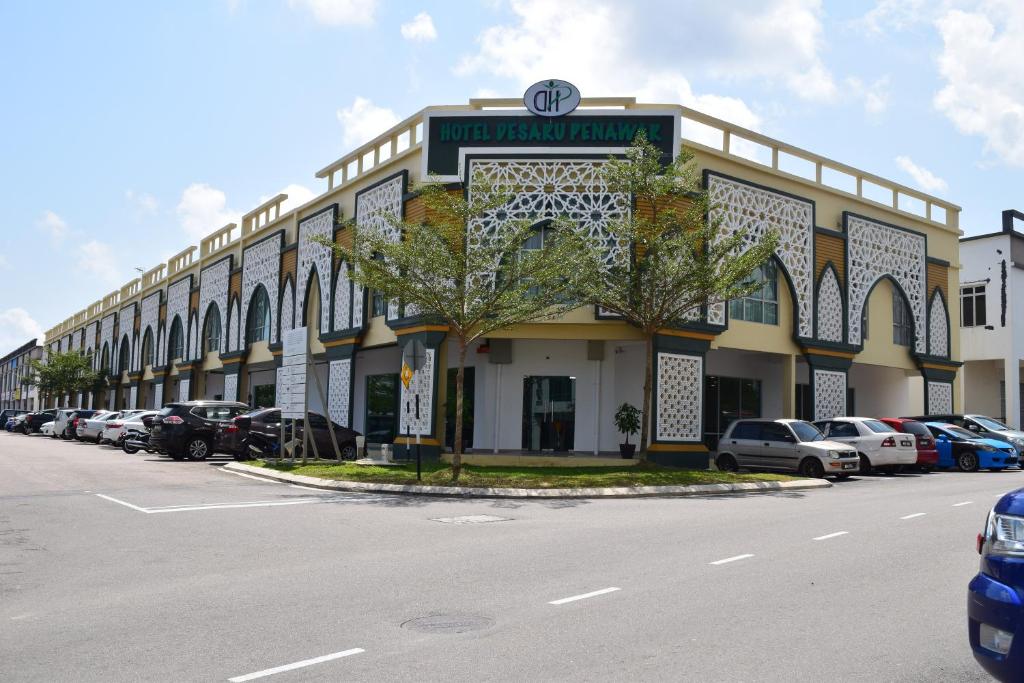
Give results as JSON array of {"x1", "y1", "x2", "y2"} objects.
[
  {"x1": 960, "y1": 210, "x2": 1024, "y2": 428},
  {"x1": 0, "y1": 339, "x2": 43, "y2": 412}
]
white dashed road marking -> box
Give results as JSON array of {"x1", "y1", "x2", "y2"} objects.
[
  {"x1": 228, "y1": 648, "x2": 364, "y2": 682},
  {"x1": 548, "y1": 587, "x2": 621, "y2": 605},
  {"x1": 901, "y1": 513, "x2": 927, "y2": 520},
  {"x1": 709, "y1": 554, "x2": 755, "y2": 566},
  {"x1": 813, "y1": 531, "x2": 849, "y2": 541},
  {"x1": 953, "y1": 501, "x2": 974, "y2": 507}
]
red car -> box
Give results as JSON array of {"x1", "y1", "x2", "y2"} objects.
[{"x1": 879, "y1": 418, "x2": 940, "y2": 472}]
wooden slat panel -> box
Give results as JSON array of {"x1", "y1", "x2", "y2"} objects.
[
  {"x1": 927, "y1": 262, "x2": 948, "y2": 303},
  {"x1": 815, "y1": 233, "x2": 845, "y2": 285},
  {"x1": 229, "y1": 271, "x2": 241, "y2": 302},
  {"x1": 280, "y1": 247, "x2": 297, "y2": 285},
  {"x1": 189, "y1": 290, "x2": 199, "y2": 315}
]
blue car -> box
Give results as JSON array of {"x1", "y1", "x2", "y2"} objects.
[
  {"x1": 925, "y1": 422, "x2": 1018, "y2": 471},
  {"x1": 969, "y1": 487, "x2": 1024, "y2": 681}
]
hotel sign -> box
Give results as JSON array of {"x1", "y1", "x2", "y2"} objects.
[
  {"x1": 423, "y1": 111, "x2": 678, "y2": 178},
  {"x1": 523, "y1": 79, "x2": 580, "y2": 117}
]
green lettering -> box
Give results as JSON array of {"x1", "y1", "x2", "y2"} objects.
[
  {"x1": 518, "y1": 122, "x2": 528, "y2": 141},
  {"x1": 439, "y1": 123, "x2": 450, "y2": 142},
  {"x1": 554, "y1": 122, "x2": 566, "y2": 141},
  {"x1": 647, "y1": 123, "x2": 662, "y2": 142},
  {"x1": 529, "y1": 122, "x2": 542, "y2": 141},
  {"x1": 570, "y1": 122, "x2": 581, "y2": 140}
]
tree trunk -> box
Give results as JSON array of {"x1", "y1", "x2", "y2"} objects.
[
  {"x1": 639, "y1": 333, "x2": 653, "y2": 462},
  {"x1": 451, "y1": 340, "x2": 468, "y2": 482}
]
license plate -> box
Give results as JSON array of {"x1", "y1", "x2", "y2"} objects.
[
  {"x1": 842, "y1": 462, "x2": 856, "y2": 470},
  {"x1": 901, "y1": 440, "x2": 912, "y2": 447}
]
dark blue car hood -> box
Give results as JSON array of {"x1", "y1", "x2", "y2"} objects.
[{"x1": 995, "y1": 487, "x2": 1024, "y2": 516}]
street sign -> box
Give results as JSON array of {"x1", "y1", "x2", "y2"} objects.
[
  {"x1": 400, "y1": 362, "x2": 413, "y2": 389},
  {"x1": 280, "y1": 326, "x2": 308, "y2": 419},
  {"x1": 401, "y1": 339, "x2": 427, "y2": 371}
]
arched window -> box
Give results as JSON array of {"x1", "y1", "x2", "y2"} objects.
[
  {"x1": 203, "y1": 305, "x2": 221, "y2": 355},
  {"x1": 729, "y1": 260, "x2": 778, "y2": 325},
  {"x1": 118, "y1": 336, "x2": 130, "y2": 374},
  {"x1": 101, "y1": 343, "x2": 110, "y2": 373},
  {"x1": 168, "y1": 316, "x2": 184, "y2": 362},
  {"x1": 141, "y1": 329, "x2": 154, "y2": 368},
  {"x1": 246, "y1": 287, "x2": 272, "y2": 345}
]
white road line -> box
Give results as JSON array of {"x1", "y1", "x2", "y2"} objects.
[
  {"x1": 228, "y1": 648, "x2": 364, "y2": 682},
  {"x1": 95, "y1": 494, "x2": 152, "y2": 513},
  {"x1": 548, "y1": 587, "x2": 621, "y2": 605},
  {"x1": 220, "y1": 469, "x2": 275, "y2": 483},
  {"x1": 813, "y1": 531, "x2": 849, "y2": 541},
  {"x1": 146, "y1": 499, "x2": 324, "y2": 513},
  {"x1": 290, "y1": 484, "x2": 327, "y2": 491},
  {"x1": 953, "y1": 501, "x2": 974, "y2": 507},
  {"x1": 901, "y1": 512, "x2": 927, "y2": 520},
  {"x1": 709, "y1": 554, "x2": 755, "y2": 566}
]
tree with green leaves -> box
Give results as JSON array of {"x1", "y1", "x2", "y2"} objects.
[
  {"x1": 595, "y1": 133, "x2": 780, "y2": 460},
  {"x1": 313, "y1": 177, "x2": 605, "y2": 480},
  {"x1": 23, "y1": 350, "x2": 102, "y2": 406}
]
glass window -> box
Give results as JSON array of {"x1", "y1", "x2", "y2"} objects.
[
  {"x1": 972, "y1": 416, "x2": 1009, "y2": 431},
  {"x1": 790, "y1": 421, "x2": 825, "y2": 442},
  {"x1": 730, "y1": 422, "x2": 762, "y2": 440},
  {"x1": 252, "y1": 384, "x2": 275, "y2": 408},
  {"x1": 204, "y1": 306, "x2": 222, "y2": 353},
  {"x1": 246, "y1": 289, "x2": 271, "y2": 345},
  {"x1": 892, "y1": 293, "x2": 913, "y2": 346},
  {"x1": 762, "y1": 422, "x2": 794, "y2": 442},
  {"x1": 729, "y1": 260, "x2": 778, "y2": 325},
  {"x1": 118, "y1": 339, "x2": 130, "y2": 373},
  {"x1": 168, "y1": 318, "x2": 184, "y2": 361},
  {"x1": 365, "y1": 373, "x2": 399, "y2": 443},
  {"x1": 961, "y1": 285, "x2": 987, "y2": 327},
  {"x1": 862, "y1": 419, "x2": 894, "y2": 433},
  {"x1": 900, "y1": 421, "x2": 930, "y2": 437},
  {"x1": 828, "y1": 422, "x2": 859, "y2": 438},
  {"x1": 142, "y1": 330, "x2": 154, "y2": 367}
]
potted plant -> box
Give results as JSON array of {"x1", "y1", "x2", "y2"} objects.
[{"x1": 614, "y1": 403, "x2": 641, "y2": 459}]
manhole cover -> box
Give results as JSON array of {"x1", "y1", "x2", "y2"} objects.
[
  {"x1": 430, "y1": 514, "x2": 511, "y2": 524},
  {"x1": 401, "y1": 615, "x2": 494, "y2": 634}
]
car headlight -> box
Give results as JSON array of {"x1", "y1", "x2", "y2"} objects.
[
  {"x1": 982, "y1": 511, "x2": 1024, "y2": 557},
  {"x1": 978, "y1": 444, "x2": 998, "y2": 452},
  {"x1": 827, "y1": 450, "x2": 842, "y2": 459},
  {"x1": 1011, "y1": 438, "x2": 1024, "y2": 448}
]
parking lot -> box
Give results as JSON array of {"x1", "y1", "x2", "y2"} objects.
[{"x1": 1, "y1": 430, "x2": 1017, "y2": 681}]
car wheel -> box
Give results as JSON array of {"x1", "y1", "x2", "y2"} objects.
[
  {"x1": 835, "y1": 473, "x2": 851, "y2": 480},
  {"x1": 957, "y1": 451, "x2": 980, "y2": 472},
  {"x1": 716, "y1": 453, "x2": 739, "y2": 472},
  {"x1": 95, "y1": 434, "x2": 103, "y2": 444},
  {"x1": 186, "y1": 438, "x2": 211, "y2": 461},
  {"x1": 859, "y1": 454, "x2": 873, "y2": 475},
  {"x1": 919, "y1": 465, "x2": 934, "y2": 474},
  {"x1": 340, "y1": 442, "x2": 358, "y2": 461},
  {"x1": 799, "y1": 457, "x2": 825, "y2": 479},
  {"x1": 123, "y1": 443, "x2": 139, "y2": 454},
  {"x1": 882, "y1": 466, "x2": 897, "y2": 476}
]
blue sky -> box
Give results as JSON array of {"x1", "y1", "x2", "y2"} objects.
[{"x1": 2, "y1": 0, "x2": 1022, "y2": 350}]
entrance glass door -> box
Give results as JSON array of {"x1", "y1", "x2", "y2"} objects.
[{"x1": 522, "y1": 376, "x2": 575, "y2": 451}]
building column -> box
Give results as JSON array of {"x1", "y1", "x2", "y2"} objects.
[
  {"x1": 221, "y1": 357, "x2": 242, "y2": 403},
  {"x1": 782, "y1": 354, "x2": 796, "y2": 419},
  {"x1": 804, "y1": 350, "x2": 852, "y2": 421},
  {"x1": 648, "y1": 332, "x2": 712, "y2": 469},
  {"x1": 324, "y1": 341, "x2": 357, "y2": 428},
  {"x1": 1005, "y1": 360, "x2": 1020, "y2": 429},
  {"x1": 920, "y1": 362, "x2": 959, "y2": 416},
  {"x1": 392, "y1": 327, "x2": 449, "y2": 461},
  {"x1": 175, "y1": 366, "x2": 194, "y2": 402}
]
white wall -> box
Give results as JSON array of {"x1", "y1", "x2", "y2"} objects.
[
  {"x1": 848, "y1": 364, "x2": 923, "y2": 417},
  {"x1": 203, "y1": 372, "x2": 224, "y2": 400},
  {"x1": 964, "y1": 359, "x2": 1005, "y2": 420},
  {"x1": 959, "y1": 234, "x2": 1011, "y2": 362},
  {"x1": 705, "y1": 349, "x2": 788, "y2": 419},
  {"x1": 306, "y1": 361, "x2": 329, "y2": 415}
]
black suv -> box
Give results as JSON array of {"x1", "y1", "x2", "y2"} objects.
[
  {"x1": 219, "y1": 408, "x2": 361, "y2": 461},
  {"x1": 149, "y1": 401, "x2": 250, "y2": 460},
  {"x1": 21, "y1": 408, "x2": 61, "y2": 434}
]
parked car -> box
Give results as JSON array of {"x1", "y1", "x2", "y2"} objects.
[
  {"x1": 119, "y1": 411, "x2": 160, "y2": 453},
  {"x1": 51, "y1": 409, "x2": 78, "y2": 438},
  {"x1": 218, "y1": 408, "x2": 361, "y2": 461},
  {"x1": 149, "y1": 401, "x2": 250, "y2": 460},
  {"x1": 912, "y1": 414, "x2": 1024, "y2": 456},
  {"x1": 924, "y1": 422, "x2": 1019, "y2": 471},
  {"x1": 968, "y1": 486, "x2": 1024, "y2": 680},
  {"x1": 715, "y1": 418, "x2": 859, "y2": 478},
  {"x1": 21, "y1": 408, "x2": 61, "y2": 434},
  {"x1": 0, "y1": 409, "x2": 26, "y2": 428},
  {"x1": 877, "y1": 417, "x2": 940, "y2": 472},
  {"x1": 58, "y1": 409, "x2": 100, "y2": 440},
  {"x1": 101, "y1": 410, "x2": 147, "y2": 445},
  {"x1": 6, "y1": 414, "x2": 25, "y2": 432},
  {"x1": 813, "y1": 417, "x2": 918, "y2": 475},
  {"x1": 39, "y1": 421, "x2": 55, "y2": 436},
  {"x1": 76, "y1": 411, "x2": 118, "y2": 443}
]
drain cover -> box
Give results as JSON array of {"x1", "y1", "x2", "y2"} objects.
[
  {"x1": 401, "y1": 615, "x2": 494, "y2": 634},
  {"x1": 430, "y1": 514, "x2": 511, "y2": 524}
]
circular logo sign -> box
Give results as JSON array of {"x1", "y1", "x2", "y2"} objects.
[{"x1": 523, "y1": 79, "x2": 581, "y2": 118}]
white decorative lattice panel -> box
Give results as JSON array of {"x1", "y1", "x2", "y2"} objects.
[
  {"x1": 99, "y1": 313, "x2": 116, "y2": 371},
  {"x1": 199, "y1": 258, "x2": 230, "y2": 355},
  {"x1": 153, "y1": 382, "x2": 162, "y2": 407},
  {"x1": 655, "y1": 352, "x2": 703, "y2": 441},
  {"x1": 399, "y1": 348, "x2": 434, "y2": 436},
  {"x1": 847, "y1": 215, "x2": 926, "y2": 353},
  {"x1": 467, "y1": 159, "x2": 630, "y2": 278},
  {"x1": 188, "y1": 314, "x2": 199, "y2": 361},
  {"x1": 297, "y1": 210, "x2": 333, "y2": 335},
  {"x1": 708, "y1": 175, "x2": 814, "y2": 336},
  {"x1": 328, "y1": 358, "x2": 352, "y2": 427},
  {"x1": 165, "y1": 276, "x2": 191, "y2": 363},
  {"x1": 816, "y1": 268, "x2": 844, "y2": 343},
  {"x1": 356, "y1": 174, "x2": 404, "y2": 320},
  {"x1": 242, "y1": 236, "x2": 281, "y2": 345},
  {"x1": 928, "y1": 381, "x2": 953, "y2": 414},
  {"x1": 119, "y1": 303, "x2": 137, "y2": 370},
  {"x1": 139, "y1": 291, "x2": 160, "y2": 366},
  {"x1": 280, "y1": 280, "x2": 295, "y2": 334},
  {"x1": 226, "y1": 301, "x2": 238, "y2": 353},
  {"x1": 129, "y1": 386, "x2": 138, "y2": 410},
  {"x1": 813, "y1": 369, "x2": 847, "y2": 420},
  {"x1": 929, "y1": 294, "x2": 949, "y2": 358},
  {"x1": 332, "y1": 269, "x2": 350, "y2": 331},
  {"x1": 179, "y1": 379, "x2": 190, "y2": 403},
  {"x1": 223, "y1": 374, "x2": 238, "y2": 402}
]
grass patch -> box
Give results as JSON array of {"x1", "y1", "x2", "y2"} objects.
[{"x1": 248, "y1": 460, "x2": 797, "y2": 489}]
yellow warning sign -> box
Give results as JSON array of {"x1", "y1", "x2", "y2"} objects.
[{"x1": 400, "y1": 362, "x2": 413, "y2": 389}]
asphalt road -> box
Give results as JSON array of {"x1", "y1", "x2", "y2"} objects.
[{"x1": 1, "y1": 431, "x2": 1018, "y2": 682}]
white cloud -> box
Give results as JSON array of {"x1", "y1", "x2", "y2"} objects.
[
  {"x1": 336, "y1": 96, "x2": 400, "y2": 148},
  {"x1": 0, "y1": 254, "x2": 8, "y2": 270},
  {"x1": 125, "y1": 190, "x2": 158, "y2": 216},
  {"x1": 76, "y1": 240, "x2": 122, "y2": 286},
  {"x1": 37, "y1": 210, "x2": 68, "y2": 246},
  {"x1": 0, "y1": 308, "x2": 44, "y2": 350},
  {"x1": 934, "y1": 4, "x2": 1024, "y2": 166},
  {"x1": 289, "y1": 0, "x2": 376, "y2": 26},
  {"x1": 846, "y1": 75, "x2": 891, "y2": 115},
  {"x1": 895, "y1": 155, "x2": 949, "y2": 193},
  {"x1": 858, "y1": 0, "x2": 930, "y2": 35},
  {"x1": 457, "y1": 0, "x2": 836, "y2": 105},
  {"x1": 260, "y1": 183, "x2": 318, "y2": 214},
  {"x1": 176, "y1": 183, "x2": 240, "y2": 242},
  {"x1": 401, "y1": 11, "x2": 437, "y2": 41}
]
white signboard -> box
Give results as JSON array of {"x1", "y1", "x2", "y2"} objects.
[{"x1": 280, "y1": 326, "x2": 307, "y2": 419}]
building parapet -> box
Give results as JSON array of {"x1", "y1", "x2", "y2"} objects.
[
  {"x1": 242, "y1": 194, "x2": 287, "y2": 237},
  {"x1": 200, "y1": 223, "x2": 238, "y2": 259},
  {"x1": 167, "y1": 246, "x2": 196, "y2": 277}
]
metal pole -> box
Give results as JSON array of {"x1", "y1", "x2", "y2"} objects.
[{"x1": 415, "y1": 392, "x2": 421, "y2": 481}]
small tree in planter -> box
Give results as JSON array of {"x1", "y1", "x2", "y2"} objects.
[{"x1": 614, "y1": 403, "x2": 641, "y2": 459}]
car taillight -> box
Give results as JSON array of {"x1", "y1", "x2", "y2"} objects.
[
  {"x1": 108, "y1": 422, "x2": 122, "y2": 429},
  {"x1": 224, "y1": 424, "x2": 238, "y2": 433},
  {"x1": 881, "y1": 436, "x2": 895, "y2": 447},
  {"x1": 162, "y1": 415, "x2": 184, "y2": 425},
  {"x1": 917, "y1": 436, "x2": 932, "y2": 447},
  {"x1": 72, "y1": 418, "x2": 79, "y2": 427}
]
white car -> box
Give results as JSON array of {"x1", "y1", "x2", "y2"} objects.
[
  {"x1": 40, "y1": 421, "x2": 55, "y2": 436},
  {"x1": 99, "y1": 410, "x2": 146, "y2": 445},
  {"x1": 814, "y1": 417, "x2": 918, "y2": 474},
  {"x1": 117, "y1": 411, "x2": 159, "y2": 449},
  {"x1": 52, "y1": 409, "x2": 78, "y2": 439},
  {"x1": 77, "y1": 411, "x2": 117, "y2": 443}
]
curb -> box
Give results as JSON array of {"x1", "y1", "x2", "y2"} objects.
[{"x1": 223, "y1": 462, "x2": 832, "y2": 499}]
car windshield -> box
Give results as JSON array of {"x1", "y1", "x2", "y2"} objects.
[
  {"x1": 972, "y1": 416, "x2": 1010, "y2": 431},
  {"x1": 158, "y1": 406, "x2": 178, "y2": 417},
  {"x1": 945, "y1": 426, "x2": 978, "y2": 440},
  {"x1": 862, "y1": 420, "x2": 894, "y2": 434},
  {"x1": 789, "y1": 421, "x2": 824, "y2": 442},
  {"x1": 900, "y1": 421, "x2": 930, "y2": 437}
]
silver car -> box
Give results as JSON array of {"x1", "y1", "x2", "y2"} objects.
[
  {"x1": 716, "y1": 418, "x2": 860, "y2": 478},
  {"x1": 76, "y1": 411, "x2": 118, "y2": 443}
]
